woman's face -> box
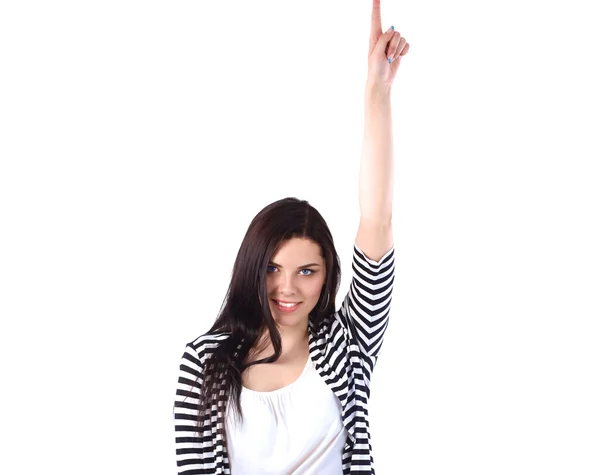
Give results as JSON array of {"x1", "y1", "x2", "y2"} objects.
[{"x1": 266, "y1": 238, "x2": 327, "y2": 330}]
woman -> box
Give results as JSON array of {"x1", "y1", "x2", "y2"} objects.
[{"x1": 174, "y1": 1, "x2": 409, "y2": 473}]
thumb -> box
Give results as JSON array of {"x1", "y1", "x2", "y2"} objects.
[{"x1": 376, "y1": 26, "x2": 395, "y2": 55}]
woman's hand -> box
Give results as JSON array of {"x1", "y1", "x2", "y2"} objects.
[{"x1": 367, "y1": 0, "x2": 410, "y2": 91}]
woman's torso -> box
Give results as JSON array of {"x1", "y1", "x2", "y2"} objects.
[
  {"x1": 241, "y1": 343, "x2": 311, "y2": 392},
  {"x1": 226, "y1": 344, "x2": 347, "y2": 474}
]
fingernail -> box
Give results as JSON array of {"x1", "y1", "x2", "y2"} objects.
[
  {"x1": 388, "y1": 57, "x2": 392, "y2": 63},
  {"x1": 391, "y1": 25, "x2": 395, "y2": 31}
]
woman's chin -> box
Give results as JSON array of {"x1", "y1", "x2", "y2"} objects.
[{"x1": 272, "y1": 312, "x2": 310, "y2": 328}]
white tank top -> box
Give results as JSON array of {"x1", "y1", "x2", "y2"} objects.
[{"x1": 225, "y1": 355, "x2": 347, "y2": 474}]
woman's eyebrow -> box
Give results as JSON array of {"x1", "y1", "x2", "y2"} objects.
[{"x1": 268, "y1": 261, "x2": 322, "y2": 269}]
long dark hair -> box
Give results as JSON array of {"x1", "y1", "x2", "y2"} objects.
[{"x1": 196, "y1": 197, "x2": 341, "y2": 445}]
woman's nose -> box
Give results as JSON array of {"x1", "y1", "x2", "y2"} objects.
[{"x1": 277, "y1": 273, "x2": 298, "y2": 293}]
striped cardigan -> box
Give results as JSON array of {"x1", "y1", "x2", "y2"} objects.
[{"x1": 174, "y1": 244, "x2": 395, "y2": 474}]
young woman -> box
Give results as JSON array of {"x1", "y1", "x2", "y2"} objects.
[{"x1": 174, "y1": 1, "x2": 410, "y2": 473}]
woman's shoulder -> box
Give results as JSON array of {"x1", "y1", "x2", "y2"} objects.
[
  {"x1": 186, "y1": 329, "x2": 233, "y2": 355},
  {"x1": 309, "y1": 309, "x2": 348, "y2": 342}
]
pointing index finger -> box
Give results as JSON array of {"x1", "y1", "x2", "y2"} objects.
[{"x1": 371, "y1": 0, "x2": 382, "y2": 38}]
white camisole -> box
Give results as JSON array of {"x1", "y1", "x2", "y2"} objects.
[{"x1": 225, "y1": 355, "x2": 347, "y2": 474}]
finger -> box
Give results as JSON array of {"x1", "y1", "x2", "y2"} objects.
[
  {"x1": 391, "y1": 42, "x2": 409, "y2": 67},
  {"x1": 392, "y1": 36, "x2": 407, "y2": 60},
  {"x1": 370, "y1": 0, "x2": 382, "y2": 44},
  {"x1": 387, "y1": 31, "x2": 401, "y2": 61},
  {"x1": 380, "y1": 25, "x2": 395, "y2": 56}
]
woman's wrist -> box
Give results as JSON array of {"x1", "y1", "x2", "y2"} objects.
[{"x1": 365, "y1": 80, "x2": 391, "y2": 102}]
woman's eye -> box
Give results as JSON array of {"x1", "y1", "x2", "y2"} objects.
[{"x1": 266, "y1": 266, "x2": 314, "y2": 276}]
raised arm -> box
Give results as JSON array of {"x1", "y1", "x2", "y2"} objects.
[{"x1": 355, "y1": 0, "x2": 409, "y2": 262}]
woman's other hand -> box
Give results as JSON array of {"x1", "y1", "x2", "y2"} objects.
[{"x1": 367, "y1": 0, "x2": 410, "y2": 91}]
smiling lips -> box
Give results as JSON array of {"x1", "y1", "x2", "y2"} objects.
[{"x1": 272, "y1": 300, "x2": 302, "y2": 312}]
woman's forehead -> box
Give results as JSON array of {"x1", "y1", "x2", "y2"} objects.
[{"x1": 271, "y1": 238, "x2": 323, "y2": 264}]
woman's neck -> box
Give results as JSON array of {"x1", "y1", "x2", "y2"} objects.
[{"x1": 253, "y1": 323, "x2": 309, "y2": 361}]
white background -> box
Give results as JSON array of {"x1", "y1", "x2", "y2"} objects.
[{"x1": 1, "y1": 0, "x2": 599, "y2": 473}]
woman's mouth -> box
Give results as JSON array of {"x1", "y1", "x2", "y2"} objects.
[{"x1": 272, "y1": 299, "x2": 302, "y2": 313}]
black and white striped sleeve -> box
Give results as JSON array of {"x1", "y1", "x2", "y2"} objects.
[
  {"x1": 173, "y1": 343, "x2": 204, "y2": 474},
  {"x1": 338, "y1": 243, "x2": 395, "y2": 361}
]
